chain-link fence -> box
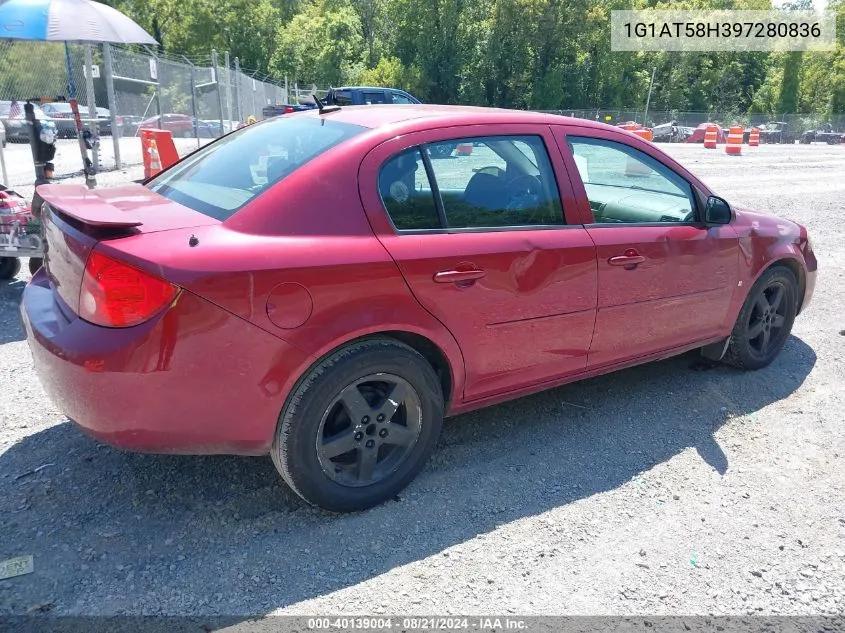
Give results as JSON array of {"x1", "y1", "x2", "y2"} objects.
[
  {"x1": 0, "y1": 40, "x2": 295, "y2": 189},
  {"x1": 3, "y1": 39, "x2": 843, "y2": 190},
  {"x1": 547, "y1": 108, "x2": 845, "y2": 135}
]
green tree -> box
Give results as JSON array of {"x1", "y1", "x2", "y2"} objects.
[{"x1": 270, "y1": 0, "x2": 365, "y2": 86}]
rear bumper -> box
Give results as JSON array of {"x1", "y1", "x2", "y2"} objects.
[{"x1": 21, "y1": 270, "x2": 313, "y2": 455}]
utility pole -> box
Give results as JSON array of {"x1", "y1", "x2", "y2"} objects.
[{"x1": 643, "y1": 66, "x2": 656, "y2": 126}]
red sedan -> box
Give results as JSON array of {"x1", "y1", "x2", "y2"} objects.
[{"x1": 21, "y1": 105, "x2": 817, "y2": 512}]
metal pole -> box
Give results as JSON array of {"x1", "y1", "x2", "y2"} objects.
[
  {"x1": 643, "y1": 66, "x2": 656, "y2": 126},
  {"x1": 103, "y1": 43, "x2": 121, "y2": 169},
  {"x1": 84, "y1": 44, "x2": 100, "y2": 172},
  {"x1": 146, "y1": 49, "x2": 162, "y2": 130},
  {"x1": 65, "y1": 43, "x2": 94, "y2": 188},
  {"x1": 234, "y1": 57, "x2": 242, "y2": 123},
  {"x1": 224, "y1": 51, "x2": 233, "y2": 129},
  {"x1": 183, "y1": 56, "x2": 200, "y2": 149},
  {"x1": 251, "y1": 72, "x2": 257, "y2": 121},
  {"x1": 212, "y1": 49, "x2": 224, "y2": 138},
  {"x1": 24, "y1": 103, "x2": 46, "y2": 184},
  {"x1": 0, "y1": 135, "x2": 7, "y2": 186}
]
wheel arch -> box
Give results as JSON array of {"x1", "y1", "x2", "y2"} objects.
[
  {"x1": 282, "y1": 328, "x2": 461, "y2": 419},
  {"x1": 754, "y1": 256, "x2": 806, "y2": 314}
]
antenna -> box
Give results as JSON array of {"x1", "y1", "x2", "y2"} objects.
[{"x1": 313, "y1": 92, "x2": 341, "y2": 115}]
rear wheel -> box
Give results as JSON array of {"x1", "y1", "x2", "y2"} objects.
[
  {"x1": 723, "y1": 266, "x2": 798, "y2": 370},
  {"x1": 0, "y1": 257, "x2": 21, "y2": 280},
  {"x1": 271, "y1": 338, "x2": 444, "y2": 512}
]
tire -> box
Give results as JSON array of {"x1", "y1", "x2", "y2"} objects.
[
  {"x1": 182, "y1": 130, "x2": 193, "y2": 138},
  {"x1": 28, "y1": 258, "x2": 43, "y2": 275},
  {"x1": 722, "y1": 266, "x2": 798, "y2": 370},
  {"x1": 0, "y1": 257, "x2": 21, "y2": 280},
  {"x1": 271, "y1": 337, "x2": 444, "y2": 512}
]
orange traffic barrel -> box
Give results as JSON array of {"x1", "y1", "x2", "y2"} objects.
[
  {"x1": 725, "y1": 125, "x2": 744, "y2": 155},
  {"x1": 140, "y1": 128, "x2": 179, "y2": 178},
  {"x1": 748, "y1": 127, "x2": 760, "y2": 147},
  {"x1": 703, "y1": 125, "x2": 718, "y2": 149},
  {"x1": 455, "y1": 143, "x2": 473, "y2": 156}
]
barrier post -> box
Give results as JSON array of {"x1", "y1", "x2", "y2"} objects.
[
  {"x1": 726, "y1": 125, "x2": 743, "y2": 155},
  {"x1": 703, "y1": 125, "x2": 718, "y2": 149}
]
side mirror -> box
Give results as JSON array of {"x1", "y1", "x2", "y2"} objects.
[{"x1": 704, "y1": 195, "x2": 732, "y2": 224}]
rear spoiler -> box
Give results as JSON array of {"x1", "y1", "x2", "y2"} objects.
[{"x1": 36, "y1": 184, "x2": 143, "y2": 228}]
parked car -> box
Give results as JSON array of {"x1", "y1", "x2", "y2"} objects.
[
  {"x1": 326, "y1": 86, "x2": 422, "y2": 106},
  {"x1": 96, "y1": 107, "x2": 113, "y2": 136},
  {"x1": 0, "y1": 100, "x2": 51, "y2": 142},
  {"x1": 39, "y1": 102, "x2": 106, "y2": 138},
  {"x1": 651, "y1": 120, "x2": 694, "y2": 143},
  {"x1": 23, "y1": 105, "x2": 817, "y2": 513},
  {"x1": 758, "y1": 121, "x2": 795, "y2": 144},
  {"x1": 114, "y1": 115, "x2": 143, "y2": 137},
  {"x1": 799, "y1": 127, "x2": 844, "y2": 145},
  {"x1": 138, "y1": 113, "x2": 196, "y2": 137},
  {"x1": 262, "y1": 87, "x2": 422, "y2": 121}
]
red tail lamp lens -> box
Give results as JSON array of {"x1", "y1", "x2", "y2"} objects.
[{"x1": 79, "y1": 250, "x2": 178, "y2": 327}]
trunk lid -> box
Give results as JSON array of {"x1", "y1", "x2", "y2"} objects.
[{"x1": 37, "y1": 183, "x2": 218, "y2": 316}]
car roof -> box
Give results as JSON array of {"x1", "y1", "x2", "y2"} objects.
[
  {"x1": 334, "y1": 86, "x2": 409, "y2": 92},
  {"x1": 295, "y1": 104, "x2": 610, "y2": 132}
]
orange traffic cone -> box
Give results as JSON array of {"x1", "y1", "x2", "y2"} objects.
[
  {"x1": 148, "y1": 139, "x2": 162, "y2": 176},
  {"x1": 725, "y1": 125, "x2": 743, "y2": 155},
  {"x1": 748, "y1": 127, "x2": 760, "y2": 147},
  {"x1": 703, "y1": 125, "x2": 718, "y2": 149}
]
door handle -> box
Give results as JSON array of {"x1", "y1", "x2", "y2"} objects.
[
  {"x1": 433, "y1": 269, "x2": 486, "y2": 284},
  {"x1": 608, "y1": 250, "x2": 645, "y2": 269}
]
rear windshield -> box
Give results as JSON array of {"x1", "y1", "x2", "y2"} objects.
[{"x1": 146, "y1": 116, "x2": 366, "y2": 221}]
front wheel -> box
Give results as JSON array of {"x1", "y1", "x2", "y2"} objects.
[
  {"x1": 722, "y1": 266, "x2": 798, "y2": 370},
  {"x1": 271, "y1": 338, "x2": 444, "y2": 512}
]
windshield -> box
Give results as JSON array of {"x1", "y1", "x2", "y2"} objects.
[{"x1": 147, "y1": 116, "x2": 366, "y2": 221}]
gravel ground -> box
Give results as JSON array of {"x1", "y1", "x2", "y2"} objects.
[{"x1": 0, "y1": 143, "x2": 844, "y2": 618}]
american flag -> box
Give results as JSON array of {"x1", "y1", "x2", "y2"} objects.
[{"x1": 8, "y1": 100, "x2": 21, "y2": 118}]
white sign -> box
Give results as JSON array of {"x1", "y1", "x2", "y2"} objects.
[
  {"x1": 149, "y1": 58, "x2": 158, "y2": 80},
  {"x1": 83, "y1": 64, "x2": 100, "y2": 79}
]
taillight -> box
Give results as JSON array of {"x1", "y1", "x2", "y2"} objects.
[
  {"x1": 79, "y1": 250, "x2": 178, "y2": 328},
  {"x1": 284, "y1": 106, "x2": 294, "y2": 114}
]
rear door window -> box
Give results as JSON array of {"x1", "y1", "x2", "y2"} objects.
[
  {"x1": 362, "y1": 91, "x2": 388, "y2": 105},
  {"x1": 377, "y1": 135, "x2": 565, "y2": 231},
  {"x1": 390, "y1": 92, "x2": 413, "y2": 104},
  {"x1": 332, "y1": 90, "x2": 353, "y2": 106},
  {"x1": 147, "y1": 116, "x2": 366, "y2": 221}
]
